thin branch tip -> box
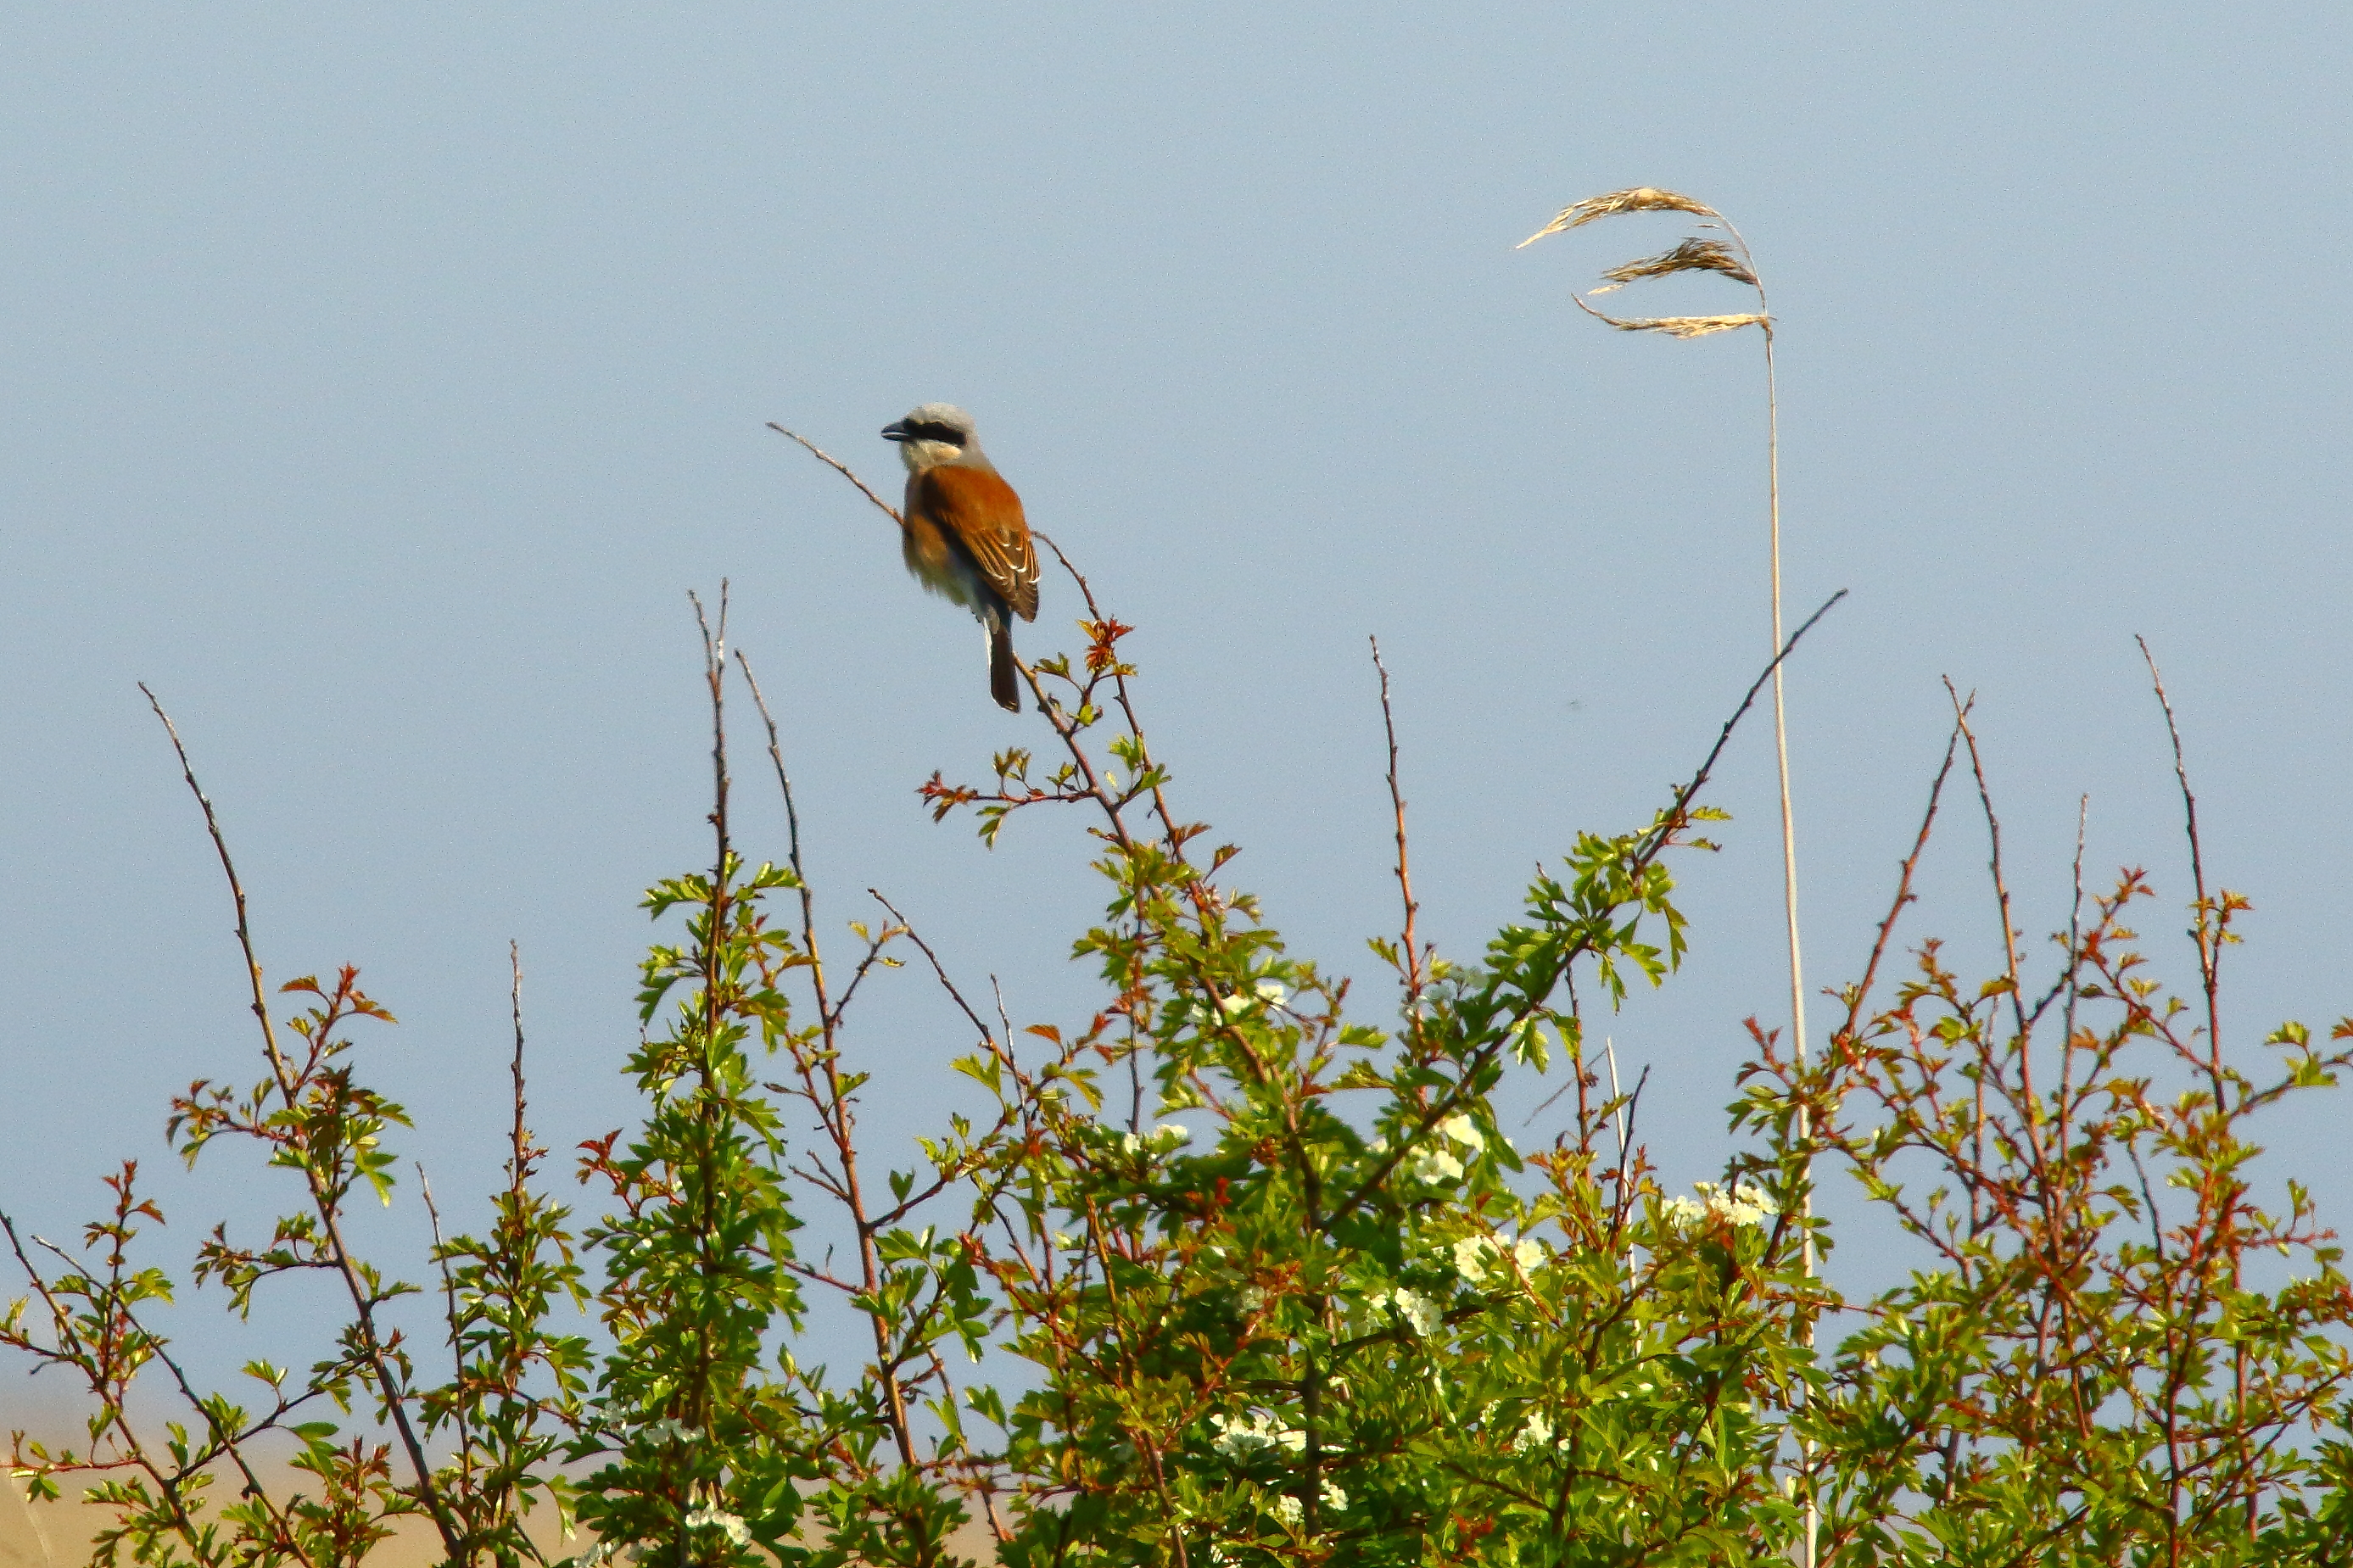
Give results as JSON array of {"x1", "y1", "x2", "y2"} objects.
[{"x1": 768, "y1": 421, "x2": 904, "y2": 526}]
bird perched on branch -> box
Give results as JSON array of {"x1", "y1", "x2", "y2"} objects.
[{"x1": 881, "y1": 403, "x2": 1041, "y2": 712}]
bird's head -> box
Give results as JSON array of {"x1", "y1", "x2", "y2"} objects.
[{"x1": 881, "y1": 403, "x2": 979, "y2": 474}]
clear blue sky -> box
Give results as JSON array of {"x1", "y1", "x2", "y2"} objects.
[{"x1": 3, "y1": 5, "x2": 2349, "y2": 1411}]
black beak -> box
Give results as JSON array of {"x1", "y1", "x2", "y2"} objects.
[{"x1": 880, "y1": 420, "x2": 908, "y2": 442}]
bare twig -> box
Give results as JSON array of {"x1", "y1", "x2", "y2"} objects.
[
  {"x1": 510, "y1": 940, "x2": 532, "y2": 1197},
  {"x1": 2024, "y1": 798, "x2": 2094, "y2": 1032},
  {"x1": 1368, "y1": 637, "x2": 1426, "y2": 1012},
  {"x1": 690, "y1": 584, "x2": 732, "y2": 890},
  {"x1": 1941, "y1": 682, "x2": 2030, "y2": 1048},
  {"x1": 768, "y1": 422, "x2": 904, "y2": 526},
  {"x1": 2134, "y1": 638, "x2": 2255, "y2": 1518},
  {"x1": 1654, "y1": 590, "x2": 1846, "y2": 853},
  {"x1": 418, "y1": 1169, "x2": 475, "y2": 1496},
  {"x1": 14, "y1": 1219, "x2": 352, "y2": 1543},
  {"x1": 2137, "y1": 637, "x2": 2224, "y2": 1077},
  {"x1": 869, "y1": 890, "x2": 1000, "y2": 1049},
  {"x1": 735, "y1": 650, "x2": 834, "y2": 1032},
  {"x1": 725, "y1": 630, "x2": 922, "y2": 1468},
  {"x1": 139, "y1": 685, "x2": 288, "y2": 1089},
  {"x1": 1026, "y1": 532, "x2": 1195, "y2": 861},
  {"x1": 827, "y1": 924, "x2": 903, "y2": 1025},
  {"x1": 1842, "y1": 718, "x2": 1964, "y2": 1033},
  {"x1": 137, "y1": 687, "x2": 464, "y2": 1560},
  {"x1": 2059, "y1": 796, "x2": 2089, "y2": 1119},
  {"x1": 1327, "y1": 589, "x2": 1847, "y2": 1232}
]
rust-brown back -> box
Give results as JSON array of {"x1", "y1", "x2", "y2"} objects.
[{"x1": 909, "y1": 463, "x2": 1040, "y2": 622}]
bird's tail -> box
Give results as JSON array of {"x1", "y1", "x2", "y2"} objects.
[{"x1": 988, "y1": 618, "x2": 1021, "y2": 712}]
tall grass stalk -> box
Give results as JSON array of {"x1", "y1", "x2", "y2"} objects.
[{"x1": 1520, "y1": 186, "x2": 1817, "y2": 1567}]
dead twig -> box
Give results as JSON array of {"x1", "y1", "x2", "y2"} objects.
[{"x1": 768, "y1": 422, "x2": 904, "y2": 527}]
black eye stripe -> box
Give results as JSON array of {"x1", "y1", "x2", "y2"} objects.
[{"x1": 905, "y1": 421, "x2": 966, "y2": 444}]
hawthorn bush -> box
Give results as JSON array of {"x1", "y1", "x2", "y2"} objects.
[{"x1": 7, "y1": 579, "x2": 2353, "y2": 1568}]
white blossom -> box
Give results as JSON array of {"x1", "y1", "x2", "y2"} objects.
[
  {"x1": 1321, "y1": 1478, "x2": 1349, "y2": 1511},
  {"x1": 1216, "y1": 979, "x2": 1288, "y2": 1017},
  {"x1": 1449, "y1": 1232, "x2": 1545, "y2": 1284},
  {"x1": 1410, "y1": 1145, "x2": 1463, "y2": 1184},
  {"x1": 1271, "y1": 1495, "x2": 1303, "y2": 1528},
  {"x1": 1514, "y1": 1409, "x2": 1556, "y2": 1453},
  {"x1": 1377, "y1": 1286, "x2": 1443, "y2": 1336},
  {"x1": 685, "y1": 1505, "x2": 750, "y2": 1548},
  {"x1": 1438, "y1": 1113, "x2": 1484, "y2": 1152},
  {"x1": 1703, "y1": 1181, "x2": 1776, "y2": 1226},
  {"x1": 1661, "y1": 1181, "x2": 1778, "y2": 1229},
  {"x1": 1117, "y1": 1123, "x2": 1189, "y2": 1158},
  {"x1": 1210, "y1": 1410, "x2": 1305, "y2": 1459}
]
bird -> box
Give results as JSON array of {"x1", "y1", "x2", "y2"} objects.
[{"x1": 880, "y1": 403, "x2": 1041, "y2": 712}]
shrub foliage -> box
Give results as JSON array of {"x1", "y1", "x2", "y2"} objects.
[{"x1": 7, "y1": 589, "x2": 2352, "y2": 1568}]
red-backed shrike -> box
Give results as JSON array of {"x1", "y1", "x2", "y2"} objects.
[{"x1": 880, "y1": 403, "x2": 1040, "y2": 712}]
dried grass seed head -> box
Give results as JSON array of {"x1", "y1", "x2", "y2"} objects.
[
  {"x1": 1517, "y1": 187, "x2": 1718, "y2": 248},
  {"x1": 1601, "y1": 237, "x2": 1758, "y2": 289},
  {"x1": 1598, "y1": 312, "x2": 1769, "y2": 339}
]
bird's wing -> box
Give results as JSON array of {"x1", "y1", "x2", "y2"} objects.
[{"x1": 918, "y1": 464, "x2": 1041, "y2": 622}]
